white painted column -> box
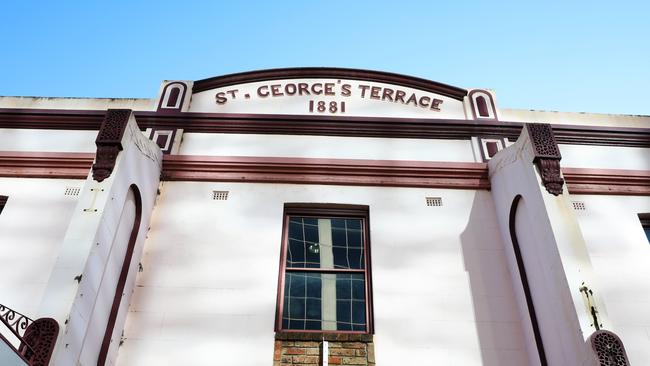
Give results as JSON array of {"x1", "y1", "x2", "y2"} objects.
[
  {"x1": 488, "y1": 126, "x2": 605, "y2": 366},
  {"x1": 38, "y1": 116, "x2": 162, "y2": 366}
]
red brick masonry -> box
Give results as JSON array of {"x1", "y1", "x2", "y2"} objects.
[{"x1": 274, "y1": 340, "x2": 375, "y2": 366}]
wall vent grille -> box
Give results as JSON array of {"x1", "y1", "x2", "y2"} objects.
[
  {"x1": 572, "y1": 201, "x2": 586, "y2": 210},
  {"x1": 212, "y1": 191, "x2": 229, "y2": 200},
  {"x1": 426, "y1": 197, "x2": 443, "y2": 207},
  {"x1": 65, "y1": 187, "x2": 81, "y2": 196}
]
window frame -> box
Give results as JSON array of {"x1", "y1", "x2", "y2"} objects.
[
  {"x1": 275, "y1": 203, "x2": 374, "y2": 334},
  {"x1": 0, "y1": 195, "x2": 7, "y2": 215},
  {"x1": 639, "y1": 213, "x2": 650, "y2": 243}
]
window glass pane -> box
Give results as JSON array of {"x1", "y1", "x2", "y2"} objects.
[
  {"x1": 644, "y1": 227, "x2": 650, "y2": 243},
  {"x1": 287, "y1": 216, "x2": 364, "y2": 270},
  {"x1": 283, "y1": 272, "x2": 366, "y2": 331}
]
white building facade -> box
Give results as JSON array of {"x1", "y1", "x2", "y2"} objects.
[{"x1": 0, "y1": 68, "x2": 649, "y2": 366}]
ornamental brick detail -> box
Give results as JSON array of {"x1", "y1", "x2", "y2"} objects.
[
  {"x1": 590, "y1": 330, "x2": 630, "y2": 366},
  {"x1": 526, "y1": 123, "x2": 565, "y2": 196},
  {"x1": 92, "y1": 109, "x2": 131, "y2": 182},
  {"x1": 273, "y1": 335, "x2": 375, "y2": 366}
]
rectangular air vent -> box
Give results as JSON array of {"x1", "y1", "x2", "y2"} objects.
[
  {"x1": 212, "y1": 191, "x2": 229, "y2": 200},
  {"x1": 572, "y1": 201, "x2": 586, "y2": 210},
  {"x1": 65, "y1": 187, "x2": 81, "y2": 196},
  {"x1": 426, "y1": 197, "x2": 443, "y2": 207}
]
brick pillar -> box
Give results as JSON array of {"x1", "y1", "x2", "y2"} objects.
[{"x1": 274, "y1": 333, "x2": 375, "y2": 366}]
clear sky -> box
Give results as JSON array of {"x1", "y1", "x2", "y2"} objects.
[{"x1": 1, "y1": 1, "x2": 648, "y2": 115}]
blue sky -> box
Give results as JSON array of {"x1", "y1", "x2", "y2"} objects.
[{"x1": 1, "y1": 1, "x2": 648, "y2": 115}]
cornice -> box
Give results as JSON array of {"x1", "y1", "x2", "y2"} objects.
[
  {"x1": 0, "y1": 152, "x2": 94, "y2": 179},
  {"x1": 562, "y1": 167, "x2": 650, "y2": 196},
  {"x1": 1, "y1": 151, "x2": 648, "y2": 195},
  {"x1": 161, "y1": 155, "x2": 491, "y2": 189},
  {"x1": 2, "y1": 109, "x2": 647, "y2": 147}
]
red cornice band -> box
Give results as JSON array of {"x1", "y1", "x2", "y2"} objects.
[
  {"x1": 161, "y1": 155, "x2": 490, "y2": 189},
  {"x1": 1, "y1": 151, "x2": 648, "y2": 195},
  {"x1": 562, "y1": 167, "x2": 650, "y2": 195},
  {"x1": 0, "y1": 152, "x2": 94, "y2": 179},
  {"x1": 1, "y1": 109, "x2": 648, "y2": 148}
]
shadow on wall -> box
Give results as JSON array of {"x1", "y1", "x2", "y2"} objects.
[{"x1": 459, "y1": 191, "x2": 530, "y2": 366}]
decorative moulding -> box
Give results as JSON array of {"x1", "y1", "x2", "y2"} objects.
[
  {"x1": 156, "y1": 80, "x2": 193, "y2": 112},
  {"x1": 1, "y1": 151, "x2": 648, "y2": 195},
  {"x1": 92, "y1": 109, "x2": 132, "y2": 182},
  {"x1": 1, "y1": 108, "x2": 649, "y2": 148},
  {"x1": 468, "y1": 89, "x2": 498, "y2": 120},
  {"x1": 162, "y1": 155, "x2": 491, "y2": 190},
  {"x1": 526, "y1": 123, "x2": 564, "y2": 196},
  {"x1": 589, "y1": 330, "x2": 630, "y2": 366},
  {"x1": 193, "y1": 67, "x2": 468, "y2": 100},
  {"x1": 22, "y1": 317, "x2": 59, "y2": 366}
]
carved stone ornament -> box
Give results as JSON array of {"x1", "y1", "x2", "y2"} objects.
[
  {"x1": 526, "y1": 123, "x2": 565, "y2": 196},
  {"x1": 18, "y1": 317, "x2": 59, "y2": 366},
  {"x1": 589, "y1": 330, "x2": 630, "y2": 366},
  {"x1": 92, "y1": 109, "x2": 132, "y2": 182}
]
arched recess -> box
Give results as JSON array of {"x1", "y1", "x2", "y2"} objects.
[
  {"x1": 468, "y1": 89, "x2": 498, "y2": 120},
  {"x1": 509, "y1": 195, "x2": 548, "y2": 366},
  {"x1": 157, "y1": 82, "x2": 187, "y2": 111},
  {"x1": 476, "y1": 96, "x2": 489, "y2": 117},
  {"x1": 97, "y1": 184, "x2": 142, "y2": 365}
]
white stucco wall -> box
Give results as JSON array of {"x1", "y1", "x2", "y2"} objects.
[
  {"x1": 559, "y1": 144, "x2": 650, "y2": 171},
  {"x1": 0, "y1": 128, "x2": 97, "y2": 152},
  {"x1": 0, "y1": 178, "x2": 85, "y2": 317},
  {"x1": 500, "y1": 108, "x2": 650, "y2": 128},
  {"x1": 572, "y1": 194, "x2": 650, "y2": 365},
  {"x1": 178, "y1": 133, "x2": 478, "y2": 163},
  {"x1": 0, "y1": 97, "x2": 153, "y2": 111},
  {"x1": 116, "y1": 182, "x2": 529, "y2": 366}
]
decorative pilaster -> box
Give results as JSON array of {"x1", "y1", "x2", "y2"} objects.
[
  {"x1": 526, "y1": 123, "x2": 564, "y2": 195},
  {"x1": 92, "y1": 109, "x2": 132, "y2": 182}
]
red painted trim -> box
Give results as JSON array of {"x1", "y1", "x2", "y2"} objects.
[
  {"x1": 2, "y1": 152, "x2": 649, "y2": 195},
  {"x1": 162, "y1": 155, "x2": 491, "y2": 189},
  {"x1": 562, "y1": 167, "x2": 650, "y2": 195},
  {"x1": 1, "y1": 108, "x2": 649, "y2": 148},
  {"x1": 0, "y1": 151, "x2": 94, "y2": 179},
  {"x1": 134, "y1": 111, "x2": 525, "y2": 140},
  {"x1": 193, "y1": 67, "x2": 468, "y2": 100},
  {"x1": 97, "y1": 184, "x2": 142, "y2": 366},
  {"x1": 0, "y1": 108, "x2": 105, "y2": 130}
]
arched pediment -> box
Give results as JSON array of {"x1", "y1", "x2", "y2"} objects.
[
  {"x1": 189, "y1": 67, "x2": 469, "y2": 118},
  {"x1": 193, "y1": 67, "x2": 467, "y2": 100}
]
